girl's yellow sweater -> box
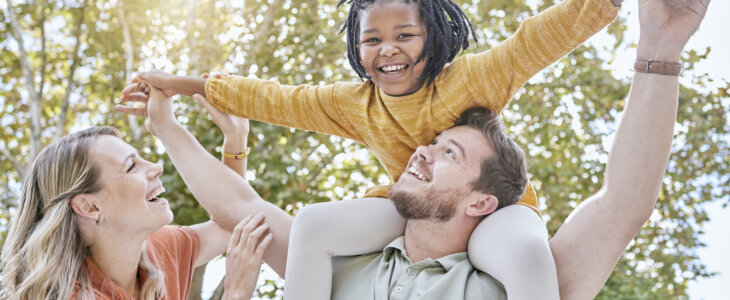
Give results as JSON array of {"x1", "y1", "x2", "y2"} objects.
[{"x1": 205, "y1": 0, "x2": 620, "y2": 215}]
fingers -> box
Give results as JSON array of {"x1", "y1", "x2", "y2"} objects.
[
  {"x1": 228, "y1": 214, "x2": 271, "y2": 259},
  {"x1": 122, "y1": 82, "x2": 145, "y2": 96},
  {"x1": 245, "y1": 222, "x2": 270, "y2": 254},
  {"x1": 201, "y1": 72, "x2": 225, "y2": 79},
  {"x1": 228, "y1": 215, "x2": 253, "y2": 252},
  {"x1": 254, "y1": 233, "x2": 273, "y2": 259},
  {"x1": 120, "y1": 91, "x2": 149, "y2": 104},
  {"x1": 193, "y1": 93, "x2": 224, "y2": 116},
  {"x1": 115, "y1": 105, "x2": 146, "y2": 116}
]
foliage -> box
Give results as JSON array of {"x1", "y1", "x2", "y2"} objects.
[{"x1": 1, "y1": 0, "x2": 727, "y2": 299}]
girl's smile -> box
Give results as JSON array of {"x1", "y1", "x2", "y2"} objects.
[{"x1": 358, "y1": 1, "x2": 428, "y2": 96}]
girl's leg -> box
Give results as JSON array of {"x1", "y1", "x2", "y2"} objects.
[
  {"x1": 284, "y1": 197, "x2": 405, "y2": 300},
  {"x1": 468, "y1": 204, "x2": 560, "y2": 300}
]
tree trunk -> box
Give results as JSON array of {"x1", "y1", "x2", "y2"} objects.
[
  {"x1": 56, "y1": 1, "x2": 88, "y2": 139},
  {"x1": 187, "y1": 264, "x2": 207, "y2": 300},
  {"x1": 211, "y1": 276, "x2": 225, "y2": 300},
  {"x1": 5, "y1": 0, "x2": 41, "y2": 161},
  {"x1": 117, "y1": 2, "x2": 143, "y2": 140}
]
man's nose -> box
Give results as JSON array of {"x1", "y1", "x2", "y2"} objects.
[{"x1": 414, "y1": 145, "x2": 433, "y2": 164}]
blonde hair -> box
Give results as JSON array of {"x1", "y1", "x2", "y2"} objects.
[{"x1": 1, "y1": 127, "x2": 165, "y2": 300}]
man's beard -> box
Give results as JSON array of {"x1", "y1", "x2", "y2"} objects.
[{"x1": 388, "y1": 182, "x2": 466, "y2": 222}]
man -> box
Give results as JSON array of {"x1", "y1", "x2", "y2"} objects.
[
  {"x1": 331, "y1": 106, "x2": 527, "y2": 299},
  {"x1": 119, "y1": 0, "x2": 710, "y2": 298},
  {"x1": 327, "y1": 0, "x2": 711, "y2": 299}
]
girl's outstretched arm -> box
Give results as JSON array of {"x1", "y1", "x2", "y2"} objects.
[
  {"x1": 284, "y1": 197, "x2": 406, "y2": 300},
  {"x1": 468, "y1": 205, "x2": 560, "y2": 300}
]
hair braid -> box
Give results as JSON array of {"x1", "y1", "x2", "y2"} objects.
[{"x1": 338, "y1": 0, "x2": 477, "y2": 86}]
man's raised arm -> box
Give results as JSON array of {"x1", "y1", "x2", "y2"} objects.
[{"x1": 548, "y1": 0, "x2": 711, "y2": 299}]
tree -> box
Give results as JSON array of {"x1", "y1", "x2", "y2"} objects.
[{"x1": 1, "y1": 0, "x2": 727, "y2": 299}]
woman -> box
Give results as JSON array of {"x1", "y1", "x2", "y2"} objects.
[{"x1": 0, "y1": 103, "x2": 269, "y2": 299}]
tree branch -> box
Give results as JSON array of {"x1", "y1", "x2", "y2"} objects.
[
  {"x1": 56, "y1": 1, "x2": 87, "y2": 139},
  {"x1": 117, "y1": 2, "x2": 143, "y2": 140},
  {"x1": 6, "y1": 0, "x2": 42, "y2": 162},
  {"x1": 39, "y1": 4, "x2": 47, "y2": 99},
  {"x1": 0, "y1": 145, "x2": 25, "y2": 181}
]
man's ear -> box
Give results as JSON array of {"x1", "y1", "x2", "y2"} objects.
[
  {"x1": 465, "y1": 194, "x2": 499, "y2": 217},
  {"x1": 70, "y1": 194, "x2": 101, "y2": 222}
]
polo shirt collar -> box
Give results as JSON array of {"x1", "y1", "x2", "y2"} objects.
[{"x1": 383, "y1": 236, "x2": 469, "y2": 271}]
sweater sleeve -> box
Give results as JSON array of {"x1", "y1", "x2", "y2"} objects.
[
  {"x1": 441, "y1": 0, "x2": 619, "y2": 116},
  {"x1": 205, "y1": 75, "x2": 363, "y2": 142}
]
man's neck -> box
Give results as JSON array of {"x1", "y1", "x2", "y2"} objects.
[{"x1": 403, "y1": 217, "x2": 476, "y2": 263}]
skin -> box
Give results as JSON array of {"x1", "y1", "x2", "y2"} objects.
[
  {"x1": 390, "y1": 125, "x2": 500, "y2": 263},
  {"x1": 117, "y1": 0, "x2": 710, "y2": 298},
  {"x1": 133, "y1": 80, "x2": 272, "y2": 299},
  {"x1": 358, "y1": 1, "x2": 429, "y2": 96},
  {"x1": 117, "y1": 84, "x2": 294, "y2": 278},
  {"x1": 549, "y1": 1, "x2": 711, "y2": 298},
  {"x1": 70, "y1": 135, "x2": 232, "y2": 297}
]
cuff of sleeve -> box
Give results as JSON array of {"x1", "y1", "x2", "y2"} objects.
[{"x1": 204, "y1": 76, "x2": 238, "y2": 115}]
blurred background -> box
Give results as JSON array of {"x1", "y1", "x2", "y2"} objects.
[{"x1": 1, "y1": 0, "x2": 727, "y2": 299}]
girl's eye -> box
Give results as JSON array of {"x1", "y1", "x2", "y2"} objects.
[
  {"x1": 398, "y1": 33, "x2": 413, "y2": 39},
  {"x1": 363, "y1": 37, "x2": 380, "y2": 44},
  {"x1": 446, "y1": 149, "x2": 456, "y2": 159},
  {"x1": 127, "y1": 162, "x2": 136, "y2": 173}
]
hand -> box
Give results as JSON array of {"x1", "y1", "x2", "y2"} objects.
[
  {"x1": 222, "y1": 214, "x2": 273, "y2": 300},
  {"x1": 116, "y1": 81, "x2": 176, "y2": 136},
  {"x1": 192, "y1": 93, "x2": 249, "y2": 138},
  {"x1": 638, "y1": 0, "x2": 711, "y2": 60},
  {"x1": 130, "y1": 70, "x2": 179, "y2": 98}
]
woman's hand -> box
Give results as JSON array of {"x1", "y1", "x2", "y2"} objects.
[
  {"x1": 222, "y1": 214, "x2": 273, "y2": 300},
  {"x1": 192, "y1": 93, "x2": 249, "y2": 139},
  {"x1": 116, "y1": 81, "x2": 176, "y2": 136}
]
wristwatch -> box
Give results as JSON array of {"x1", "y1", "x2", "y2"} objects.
[{"x1": 634, "y1": 59, "x2": 681, "y2": 76}]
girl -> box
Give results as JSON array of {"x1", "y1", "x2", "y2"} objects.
[{"x1": 123, "y1": 0, "x2": 622, "y2": 298}]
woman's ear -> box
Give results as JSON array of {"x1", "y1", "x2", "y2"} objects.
[
  {"x1": 70, "y1": 194, "x2": 101, "y2": 222},
  {"x1": 465, "y1": 194, "x2": 499, "y2": 217}
]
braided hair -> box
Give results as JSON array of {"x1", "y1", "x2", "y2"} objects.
[{"x1": 337, "y1": 0, "x2": 477, "y2": 86}]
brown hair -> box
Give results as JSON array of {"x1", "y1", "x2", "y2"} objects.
[{"x1": 454, "y1": 107, "x2": 528, "y2": 210}]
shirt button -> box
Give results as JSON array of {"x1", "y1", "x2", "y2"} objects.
[
  {"x1": 406, "y1": 268, "x2": 415, "y2": 276},
  {"x1": 395, "y1": 286, "x2": 403, "y2": 293}
]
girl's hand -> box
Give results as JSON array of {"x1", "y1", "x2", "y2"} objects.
[
  {"x1": 132, "y1": 70, "x2": 179, "y2": 97},
  {"x1": 222, "y1": 214, "x2": 273, "y2": 300}
]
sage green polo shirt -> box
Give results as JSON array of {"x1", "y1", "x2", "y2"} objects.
[{"x1": 332, "y1": 236, "x2": 507, "y2": 300}]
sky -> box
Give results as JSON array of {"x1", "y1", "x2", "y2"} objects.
[
  {"x1": 198, "y1": 1, "x2": 730, "y2": 299},
  {"x1": 609, "y1": 2, "x2": 729, "y2": 299}
]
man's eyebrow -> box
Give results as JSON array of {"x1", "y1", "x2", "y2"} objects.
[{"x1": 447, "y1": 138, "x2": 466, "y2": 160}]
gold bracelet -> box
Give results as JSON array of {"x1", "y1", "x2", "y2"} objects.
[{"x1": 222, "y1": 147, "x2": 250, "y2": 160}]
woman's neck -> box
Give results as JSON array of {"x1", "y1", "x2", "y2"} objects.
[{"x1": 87, "y1": 233, "x2": 147, "y2": 298}]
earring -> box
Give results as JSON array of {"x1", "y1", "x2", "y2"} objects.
[{"x1": 96, "y1": 215, "x2": 104, "y2": 225}]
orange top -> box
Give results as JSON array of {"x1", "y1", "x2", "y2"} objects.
[{"x1": 70, "y1": 226, "x2": 200, "y2": 300}]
